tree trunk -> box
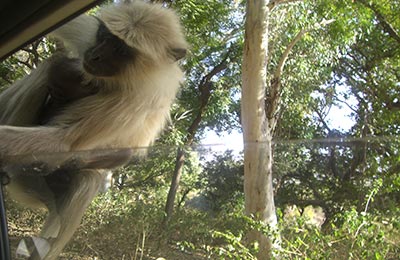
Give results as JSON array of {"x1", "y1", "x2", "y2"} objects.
[
  {"x1": 241, "y1": 0, "x2": 279, "y2": 258},
  {"x1": 164, "y1": 148, "x2": 185, "y2": 225},
  {"x1": 163, "y1": 54, "x2": 229, "y2": 226}
]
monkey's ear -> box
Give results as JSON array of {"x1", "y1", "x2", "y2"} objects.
[{"x1": 170, "y1": 48, "x2": 187, "y2": 61}]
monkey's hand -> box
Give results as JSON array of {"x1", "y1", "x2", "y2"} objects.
[
  {"x1": 47, "y1": 55, "x2": 98, "y2": 103},
  {"x1": 39, "y1": 55, "x2": 99, "y2": 123}
]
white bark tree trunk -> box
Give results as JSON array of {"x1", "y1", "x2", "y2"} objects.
[{"x1": 241, "y1": 0, "x2": 279, "y2": 258}]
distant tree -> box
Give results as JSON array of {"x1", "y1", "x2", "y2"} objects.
[
  {"x1": 273, "y1": 0, "x2": 400, "y2": 228},
  {"x1": 202, "y1": 151, "x2": 244, "y2": 211}
]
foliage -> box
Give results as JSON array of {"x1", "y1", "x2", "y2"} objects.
[
  {"x1": 2, "y1": 0, "x2": 399, "y2": 258},
  {"x1": 8, "y1": 186, "x2": 399, "y2": 259},
  {"x1": 0, "y1": 39, "x2": 54, "y2": 89},
  {"x1": 164, "y1": 0, "x2": 244, "y2": 143},
  {"x1": 279, "y1": 207, "x2": 400, "y2": 260},
  {"x1": 201, "y1": 150, "x2": 244, "y2": 211}
]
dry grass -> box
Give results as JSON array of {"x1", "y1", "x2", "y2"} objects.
[{"x1": 6, "y1": 198, "x2": 208, "y2": 260}]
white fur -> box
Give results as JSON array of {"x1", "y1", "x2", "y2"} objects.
[
  {"x1": 0, "y1": 1, "x2": 187, "y2": 259},
  {"x1": 1, "y1": 0, "x2": 187, "y2": 156},
  {"x1": 48, "y1": 15, "x2": 99, "y2": 58}
]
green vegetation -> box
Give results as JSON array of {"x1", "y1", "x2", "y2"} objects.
[{"x1": 2, "y1": 0, "x2": 399, "y2": 258}]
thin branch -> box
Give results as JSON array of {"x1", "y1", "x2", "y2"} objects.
[
  {"x1": 351, "y1": 222, "x2": 367, "y2": 251},
  {"x1": 276, "y1": 19, "x2": 335, "y2": 81},
  {"x1": 186, "y1": 50, "x2": 232, "y2": 144},
  {"x1": 359, "y1": 0, "x2": 400, "y2": 44},
  {"x1": 313, "y1": 106, "x2": 332, "y2": 133},
  {"x1": 164, "y1": 50, "x2": 233, "y2": 225},
  {"x1": 17, "y1": 59, "x2": 34, "y2": 70},
  {"x1": 276, "y1": 31, "x2": 306, "y2": 80},
  {"x1": 265, "y1": 28, "x2": 306, "y2": 130},
  {"x1": 266, "y1": 19, "x2": 335, "y2": 127},
  {"x1": 268, "y1": 0, "x2": 301, "y2": 11},
  {"x1": 335, "y1": 98, "x2": 358, "y2": 113}
]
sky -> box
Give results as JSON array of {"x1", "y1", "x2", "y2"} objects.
[
  {"x1": 323, "y1": 84, "x2": 357, "y2": 132},
  {"x1": 201, "y1": 87, "x2": 356, "y2": 153}
]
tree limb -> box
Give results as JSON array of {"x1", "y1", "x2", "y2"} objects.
[
  {"x1": 164, "y1": 50, "x2": 232, "y2": 225},
  {"x1": 186, "y1": 50, "x2": 231, "y2": 144},
  {"x1": 358, "y1": 0, "x2": 400, "y2": 44},
  {"x1": 265, "y1": 28, "x2": 306, "y2": 131},
  {"x1": 266, "y1": 19, "x2": 335, "y2": 133},
  {"x1": 268, "y1": 0, "x2": 302, "y2": 11},
  {"x1": 335, "y1": 98, "x2": 358, "y2": 114},
  {"x1": 274, "y1": 19, "x2": 335, "y2": 81},
  {"x1": 16, "y1": 59, "x2": 34, "y2": 70},
  {"x1": 313, "y1": 105, "x2": 332, "y2": 133}
]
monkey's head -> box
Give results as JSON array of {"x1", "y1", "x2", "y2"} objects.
[{"x1": 83, "y1": 1, "x2": 188, "y2": 77}]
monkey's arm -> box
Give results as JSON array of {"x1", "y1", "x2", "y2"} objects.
[
  {"x1": 0, "y1": 13, "x2": 99, "y2": 126},
  {"x1": 0, "y1": 125, "x2": 132, "y2": 176},
  {"x1": 0, "y1": 126, "x2": 66, "y2": 155},
  {"x1": 0, "y1": 55, "x2": 96, "y2": 126},
  {"x1": 39, "y1": 55, "x2": 99, "y2": 124},
  {"x1": 0, "y1": 61, "x2": 51, "y2": 126},
  {"x1": 2, "y1": 147, "x2": 133, "y2": 178}
]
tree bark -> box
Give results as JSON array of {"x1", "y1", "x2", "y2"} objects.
[
  {"x1": 163, "y1": 51, "x2": 231, "y2": 226},
  {"x1": 241, "y1": 0, "x2": 279, "y2": 258},
  {"x1": 164, "y1": 148, "x2": 185, "y2": 225}
]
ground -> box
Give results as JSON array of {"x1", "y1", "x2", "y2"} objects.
[{"x1": 6, "y1": 199, "x2": 208, "y2": 260}]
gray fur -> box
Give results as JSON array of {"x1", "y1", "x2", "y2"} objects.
[{"x1": 0, "y1": 1, "x2": 187, "y2": 259}]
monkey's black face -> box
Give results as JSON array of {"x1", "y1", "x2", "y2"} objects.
[{"x1": 83, "y1": 21, "x2": 135, "y2": 77}]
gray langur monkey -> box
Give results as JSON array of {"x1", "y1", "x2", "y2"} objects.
[{"x1": 0, "y1": 1, "x2": 187, "y2": 259}]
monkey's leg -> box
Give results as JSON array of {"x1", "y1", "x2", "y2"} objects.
[{"x1": 30, "y1": 169, "x2": 104, "y2": 260}]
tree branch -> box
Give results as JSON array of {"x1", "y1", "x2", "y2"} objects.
[
  {"x1": 313, "y1": 106, "x2": 332, "y2": 133},
  {"x1": 276, "y1": 32, "x2": 306, "y2": 80},
  {"x1": 164, "y1": 50, "x2": 233, "y2": 225},
  {"x1": 358, "y1": 0, "x2": 400, "y2": 44},
  {"x1": 17, "y1": 59, "x2": 34, "y2": 70},
  {"x1": 274, "y1": 19, "x2": 335, "y2": 81},
  {"x1": 265, "y1": 19, "x2": 335, "y2": 132},
  {"x1": 265, "y1": 28, "x2": 306, "y2": 132},
  {"x1": 186, "y1": 50, "x2": 231, "y2": 144},
  {"x1": 268, "y1": 0, "x2": 301, "y2": 11},
  {"x1": 335, "y1": 98, "x2": 358, "y2": 113}
]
